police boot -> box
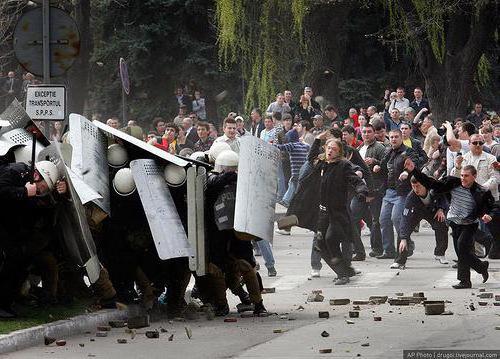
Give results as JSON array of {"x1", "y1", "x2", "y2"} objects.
[
  {"x1": 92, "y1": 267, "x2": 118, "y2": 309},
  {"x1": 135, "y1": 267, "x2": 156, "y2": 311},
  {"x1": 253, "y1": 300, "x2": 268, "y2": 316},
  {"x1": 231, "y1": 285, "x2": 251, "y2": 305}
]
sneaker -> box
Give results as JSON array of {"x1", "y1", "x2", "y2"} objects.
[
  {"x1": 452, "y1": 281, "x2": 472, "y2": 289},
  {"x1": 232, "y1": 287, "x2": 251, "y2": 305},
  {"x1": 334, "y1": 277, "x2": 350, "y2": 285},
  {"x1": 275, "y1": 229, "x2": 291, "y2": 235},
  {"x1": 390, "y1": 262, "x2": 405, "y2": 269},
  {"x1": 267, "y1": 267, "x2": 277, "y2": 277},
  {"x1": 376, "y1": 253, "x2": 395, "y2": 259},
  {"x1": 369, "y1": 250, "x2": 382, "y2": 258},
  {"x1": 434, "y1": 256, "x2": 449, "y2": 264},
  {"x1": 352, "y1": 254, "x2": 366, "y2": 261},
  {"x1": 310, "y1": 269, "x2": 320, "y2": 278}
]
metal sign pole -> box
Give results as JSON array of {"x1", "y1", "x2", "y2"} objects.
[{"x1": 42, "y1": 0, "x2": 51, "y2": 137}]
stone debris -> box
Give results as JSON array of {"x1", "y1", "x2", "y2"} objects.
[
  {"x1": 109, "y1": 320, "x2": 126, "y2": 328},
  {"x1": 495, "y1": 326, "x2": 500, "y2": 331},
  {"x1": 79, "y1": 343, "x2": 85, "y2": 347},
  {"x1": 319, "y1": 349, "x2": 332, "y2": 354},
  {"x1": 441, "y1": 311, "x2": 454, "y2": 315},
  {"x1": 297, "y1": 305, "x2": 305, "y2": 311},
  {"x1": 361, "y1": 343, "x2": 370, "y2": 347},
  {"x1": 160, "y1": 327, "x2": 168, "y2": 333},
  {"x1": 479, "y1": 288, "x2": 486, "y2": 292},
  {"x1": 55, "y1": 340, "x2": 66, "y2": 346},
  {"x1": 279, "y1": 315, "x2": 288, "y2": 320},
  {"x1": 495, "y1": 295, "x2": 500, "y2": 301},
  {"x1": 185, "y1": 327, "x2": 192, "y2": 339},
  {"x1": 369, "y1": 296, "x2": 388, "y2": 304},
  {"x1": 145, "y1": 330, "x2": 159, "y2": 339},
  {"x1": 307, "y1": 292, "x2": 325, "y2": 302},
  {"x1": 117, "y1": 339, "x2": 127, "y2": 344},
  {"x1": 478, "y1": 301, "x2": 488, "y2": 306},
  {"x1": 224, "y1": 318, "x2": 237, "y2": 323},
  {"x1": 318, "y1": 311, "x2": 329, "y2": 319},
  {"x1": 413, "y1": 292, "x2": 425, "y2": 298},
  {"x1": 127, "y1": 315, "x2": 150, "y2": 329},
  {"x1": 388, "y1": 299, "x2": 410, "y2": 306},
  {"x1": 352, "y1": 300, "x2": 369, "y2": 305},
  {"x1": 262, "y1": 287, "x2": 276, "y2": 294},
  {"x1": 478, "y1": 293, "x2": 493, "y2": 299},
  {"x1": 97, "y1": 325, "x2": 111, "y2": 332},
  {"x1": 469, "y1": 304, "x2": 475, "y2": 311},
  {"x1": 95, "y1": 331, "x2": 108, "y2": 337},
  {"x1": 349, "y1": 311, "x2": 360, "y2": 318},
  {"x1": 346, "y1": 320, "x2": 355, "y2": 324},
  {"x1": 330, "y1": 298, "x2": 350, "y2": 305},
  {"x1": 395, "y1": 293, "x2": 404, "y2": 297},
  {"x1": 493, "y1": 302, "x2": 500, "y2": 307},
  {"x1": 89, "y1": 339, "x2": 95, "y2": 342},
  {"x1": 425, "y1": 303, "x2": 445, "y2": 315},
  {"x1": 399, "y1": 296, "x2": 425, "y2": 304},
  {"x1": 240, "y1": 312, "x2": 255, "y2": 318},
  {"x1": 373, "y1": 317, "x2": 382, "y2": 321},
  {"x1": 168, "y1": 334, "x2": 174, "y2": 341},
  {"x1": 321, "y1": 331, "x2": 330, "y2": 337},
  {"x1": 273, "y1": 329, "x2": 286, "y2": 333},
  {"x1": 352, "y1": 305, "x2": 361, "y2": 311},
  {"x1": 44, "y1": 337, "x2": 56, "y2": 346}
]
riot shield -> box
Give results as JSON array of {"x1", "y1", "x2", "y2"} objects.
[
  {"x1": 130, "y1": 159, "x2": 193, "y2": 260},
  {"x1": 0, "y1": 99, "x2": 32, "y2": 136},
  {"x1": 69, "y1": 114, "x2": 110, "y2": 214},
  {"x1": 38, "y1": 143, "x2": 100, "y2": 283},
  {"x1": 93, "y1": 120, "x2": 189, "y2": 167},
  {"x1": 0, "y1": 128, "x2": 46, "y2": 164},
  {"x1": 234, "y1": 136, "x2": 280, "y2": 241},
  {"x1": 187, "y1": 166, "x2": 207, "y2": 275}
]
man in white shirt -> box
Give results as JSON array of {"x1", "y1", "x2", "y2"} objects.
[
  {"x1": 389, "y1": 86, "x2": 410, "y2": 112},
  {"x1": 212, "y1": 117, "x2": 240, "y2": 153},
  {"x1": 259, "y1": 115, "x2": 276, "y2": 143}
]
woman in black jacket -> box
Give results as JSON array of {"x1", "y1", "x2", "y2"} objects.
[{"x1": 291, "y1": 132, "x2": 369, "y2": 284}]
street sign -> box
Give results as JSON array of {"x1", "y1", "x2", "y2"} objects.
[
  {"x1": 119, "y1": 58, "x2": 130, "y2": 95},
  {"x1": 13, "y1": 6, "x2": 80, "y2": 77},
  {"x1": 25, "y1": 84, "x2": 66, "y2": 121}
]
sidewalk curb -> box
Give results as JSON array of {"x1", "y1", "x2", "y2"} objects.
[{"x1": 0, "y1": 307, "x2": 132, "y2": 354}]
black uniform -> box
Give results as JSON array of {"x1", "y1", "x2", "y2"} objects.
[{"x1": 395, "y1": 189, "x2": 449, "y2": 265}]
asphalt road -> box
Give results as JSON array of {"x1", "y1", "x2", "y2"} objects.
[{"x1": 5, "y1": 220, "x2": 500, "y2": 359}]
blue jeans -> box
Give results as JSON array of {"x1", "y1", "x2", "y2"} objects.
[
  {"x1": 256, "y1": 239, "x2": 275, "y2": 269},
  {"x1": 282, "y1": 176, "x2": 298, "y2": 206},
  {"x1": 379, "y1": 189, "x2": 406, "y2": 255},
  {"x1": 276, "y1": 159, "x2": 287, "y2": 201}
]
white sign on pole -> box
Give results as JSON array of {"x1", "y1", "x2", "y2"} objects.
[{"x1": 25, "y1": 84, "x2": 66, "y2": 120}]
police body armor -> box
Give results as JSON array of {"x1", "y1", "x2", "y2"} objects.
[{"x1": 214, "y1": 182, "x2": 236, "y2": 231}]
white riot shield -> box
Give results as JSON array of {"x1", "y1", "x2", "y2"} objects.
[
  {"x1": 69, "y1": 114, "x2": 110, "y2": 214},
  {"x1": 130, "y1": 159, "x2": 193, "y2": 260},
  {"x1": 93, "y1": 120, "x2": 189, "y2": 167},
  {"x1": 0, "y1": 128, "x2": 46, "y2": 163},
  {"x1": 234, "y1": 136, "x2": 280, "y2": 240},
  {"x1": 187, "y1": 166, "x2": 207, "y2": 275},
  {"x1": 37, "y1": 143, "x2": 101, "y2": 283},
  {"x1": 0, "y1": 99, "x2": 32, "y2": 136}
]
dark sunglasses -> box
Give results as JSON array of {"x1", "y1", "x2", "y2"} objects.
[{"x1": 471, "y1": 141, "x2": 484, "y2": 146}]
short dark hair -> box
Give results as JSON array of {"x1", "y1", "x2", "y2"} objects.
[
  {"x1": 251, "y1": 108, "x2": 262, "y2": 117},
  {"x1": 410, "y1": 176, "x2": 420, "y2": 184},
  {"x1": 463, "y1": 165, "x2": 477, "y2": 176},
  {"x1": 330, "y1": 128, "x2": 342, "y2": 139},
  {"x1": 342, "y1": 125, "x2": 355, "y2": 135},
  {"x1": 223, "y1": 117, "x2": 236, "y2": 127},
  {"x1": 461, "y1": 122, "x2": 476, "y2": 136},
  {"x1": 152, "y1": 117, "x2": 165, "y2": 128},
  {"x1": 372, "y1": 119, "x2": 386, "y2": 131},
  {"x1": 389, "y1": 129, "x2": 402, "y2": 136},
  {"x1": 282, "y1": 113, "x2": 292, "y2": 121},
  {"x1": 272, "y1": 112, "x2": 282, "y2": 122},
  {"x1": 165, "y1": 122, "x2": 178, "y2": 134},
  {"x1": 324, "y1": 105, "x2": 338, "y2": 113},
  {"x1": 414, "y1": 86, "x2": 423, "y2": 92},
  {"x1": 363, "y1": 124, "x2": 375, "y2": 131},
  {"x1": 400, "y1": 121, "x2": 412, "y2": 129},
  {"x1": 197, "y1": 121, "x2": 210, "y2": 131},
  {"x1": 300, "y1": 120, "x2": 312, "y2": 131},
  {"x1": 396, "y1": 86, "x2": 405, "y2": 91}
]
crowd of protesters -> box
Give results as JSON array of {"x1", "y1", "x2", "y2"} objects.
[{"x1": 0, "y1": 78, "x2": 499, "y2": 321}]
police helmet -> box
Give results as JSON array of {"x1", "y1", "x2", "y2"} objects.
[
  {"x1": 164, "y1": 163, "x2": 187, "y2": 187},
  {"x1": 215, "y1": 150, "x2": 239, "y2": 172},
  {"x1": 107, "y1": 144, "x2": 128, "y2": 168},
  {"x1": 112, "y1": 168, "x2": 136, "y2": 196},
  {"x1": 207, "y1": 142, "x2": 231, "y2": 163}
]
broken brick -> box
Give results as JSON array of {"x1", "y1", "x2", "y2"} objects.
[
  {"x1": 55, "y1": 340, "x2": 66, "y2": 347},
  {"x1": 330, "y1": 299, "x2": 350, "y2": 305},
  {"x1": 318, "y1": 311, "x2": 329, "y2": 319},
  {"x1": 319, "y1": 349, "x2": 332, "y2": 354},
  {"x1": 349, "y1": 311, "x2": 360, "y2": 318}
]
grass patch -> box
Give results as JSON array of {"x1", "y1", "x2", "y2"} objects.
[{"x1": 0, "y1": 300, "x2": 91, "y2": 334}]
